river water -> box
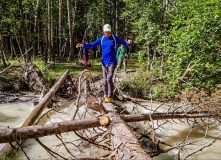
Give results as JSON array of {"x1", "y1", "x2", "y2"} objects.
[{"x1": 0, "y1": 101, "x2": 220, "y2": 160}]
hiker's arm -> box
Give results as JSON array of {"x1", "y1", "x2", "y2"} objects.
[
  {"x1": 115, "y1": 35, "x2": 132, "y2": 47},
  {"x1": 76, "y1": 43, "x2": 84, "y2": 48},
  {"x1": 83, "y1": 36, "x2": 102, "y2": 48},
  {"x1": 127, "y1": 40, "x2": 132, "y2": 44},
  {"x1": 76, "y1": 36, "x2": 102, "y2": 49}
]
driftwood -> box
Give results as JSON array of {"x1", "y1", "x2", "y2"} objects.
[
  {"x1": 0, "y1": 111, "x2": 219, "y2": 144},
  {"x1": 0, "y1": 69, "x2": 69, "y2": 157}
]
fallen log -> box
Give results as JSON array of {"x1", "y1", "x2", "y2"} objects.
[
  {"x1": 0, "y1": 112, "x2": 219, "y2": 144},
  {"x1": 103, "y1": 103, "x2": 152, "y2": 160},
  {"x1": 0, "y1": 69, "x2": 69, "y2": 157},
  {"x1": 22, "y1": 69, "x2": 69, "y2": 126},
  {"x1": 0, "y1": 118, "x2": 100, "y2": 143}
]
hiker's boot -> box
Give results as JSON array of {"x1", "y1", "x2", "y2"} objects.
[
  {"x1": 104, "y1": 95, "x2": 108, "y2": 101},
  {"x1": 105, "y1": 97, "x2": 113, "y2": 103}
]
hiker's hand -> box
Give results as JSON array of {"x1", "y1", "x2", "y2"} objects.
[
  {"x1": 76, "y1": 43, "x2": 84, "y2": 48},
  {"x1": 127, "y1": 40, "x2": 132, "y2": 44},
  {"x1": 125, "y1": 54, "x2": 128, "y2": 57}
]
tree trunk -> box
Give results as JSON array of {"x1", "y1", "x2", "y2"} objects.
[
  {"x1": 0, "y1": 69, "x2": 69, "y2": 157},
  {"x1": 115, "y1": 0, "x2": 119, "y2": 36},
  {"x1": 0, "y1": 111, "x2": 218, "y2": 144},
  {"x1": 72, "y1": 0, "x2": 77, "y2": 53},
  {"x1": 67, "y1": 0, "x2": 74, "y2": 60},
  {"x1": 146, "y1": 44, "x2": 150, "y2": 71},
  {"x1": 124, "y1": 17, "x2": 128, "y2": 40},
  {"x1": 102, "y1": 0, "x2": 105, "y2": 25},
  {"x1": 19, "y1": 0, "x2": 30, "y2": 62},
  {"x1": 103, "y1": 103, "x2": 152, "y2": 160},
  {"x1": 59, "y1": 0, "x2": 63, "y2": 55},
  {"x1": 0, "y1": 1, "x2": 7, "y2": 67},
  {"x1": 0, "y1": 30, "x2": 7, "y2": 67},
  {"x1": 47, "y1": 0, "x2": 52, "y2": 62},
  {"x1": 33, "y1": 0, "x2": 40, "y2": 58},
  {"x1": 0, "y1": 118, "x2": 100, "y2": 144},
  {"x1": 50, "y1": 0, "x2": 55, "y2": 64},
  {"x1": 44, "y1": 26, "x2": 48, "y2": 63},
  {"x1": 161, "y1": 0, "x2": 169, "y2": 75},
  {"x1": 23, "y1": 69, "x2": 69, "y2": 126}
]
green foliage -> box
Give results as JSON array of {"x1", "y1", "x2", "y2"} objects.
[{"x1": 121, "y1": 0, "x2": 221, "y2": 97}]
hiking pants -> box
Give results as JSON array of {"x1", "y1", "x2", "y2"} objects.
[
  {"x1": 102, "y1": 64, "x2": 116, "y2": 98},
  {"x1": 84, "y1": 55, "x2": 88, "y2": 69},
  {"x1": 117, "y1": 56, "x2": 127, "y2": 71}
]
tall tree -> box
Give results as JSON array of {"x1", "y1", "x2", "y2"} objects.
[
  {"x1": 50, "y1": 0, "x2": 54, "y2": 63},
  {"x1": 0, "y1": 30, "x2": 7, "y2": 67},
  {"x1": 47, "y1": 0, "x2": 52, "y2": 62},
  {"x1": 19, "y1": 0, "x2": 30, "y2": 62},
  {"x1": 59, "y1": 0, "x2": 63, "y2": 55},
  {"x1": 0, "y1": 1, "x2": 7, "y2": 67},
  {"x1": 33, "y1": 0, "x2": 40, "y2": 58},
  {"x1": 115, "y1": 0, "x2": 119, "y2": 36},
  {"x1": 102, "y1": 0, "x2": 105, "y2": 25},
  {"x1": 67, "y1": 0, "x2": 74, "y2": 60}
]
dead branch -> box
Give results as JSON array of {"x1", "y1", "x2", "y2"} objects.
[
  {"x1": 179, "y1": 60, "x2": 200, "y2": 81},
  {"x1": 0, "y1": 47, "x2": 33, "y2": 74},
  {"x1": 74, "y1": 131, "x2": 111, "y2": 151},
  {"x1": 35, "y1": 138, "x2": 67, "y2": 160},
  {"x1": 184, "y1": 134, "x2": 221, "y2": 160},
  {"x1": 56, "y1": 134, "x2": 75, "y2": 158},
  {"x1": 72, "y1": 70, "x2": 92, "y2": 120}
]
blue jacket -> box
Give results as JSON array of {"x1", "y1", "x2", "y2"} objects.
[{"x1": 83, "y1": 35, "x2": 129, "y2": 65}]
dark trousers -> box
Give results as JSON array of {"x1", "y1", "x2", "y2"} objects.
[{"x1": 102, "y1": 64, "x2": 116, "y2": 98}]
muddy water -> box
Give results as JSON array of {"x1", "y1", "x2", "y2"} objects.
[
  {"x1": 122, "y1": 101, "x2": 221, "y2": 160},
  {"x1": 0, "y1": 101, "x2": 221, "y2": 159},
  {"x1": 17, "y1": 100, "x2": 109, "y2": 159},
  {"x1": 0, "y1": 102, "x2": 35, "y2": 151},
  {"x1": 0, "y1": 102, "x2": 35, "y2": 129}
]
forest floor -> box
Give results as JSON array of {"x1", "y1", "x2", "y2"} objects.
[
  {"x1": 1, "y1": 54, "x2": 220, "y2": 105},
  {"x1": 0, "y1": 54, "x2": 139, "y2": 103}
]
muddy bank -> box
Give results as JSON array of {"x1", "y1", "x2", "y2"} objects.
[{"x1": 0, "y1": 92, "x2": 40, "y2": 104}]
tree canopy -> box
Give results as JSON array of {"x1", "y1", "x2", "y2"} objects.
[{"x1": 0, "y1": 0, "x2": 220, "y2": 97}]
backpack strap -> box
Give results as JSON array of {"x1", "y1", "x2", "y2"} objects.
[
  {"x1": 101, "y1": 35, "x2": 117, "y2": 51},
  {"x1": 112, "y1": 34, "x2": 116, "y2": 50},
  {"x1": 101, "y1": 35, "x2": 105, "y2": 45}
]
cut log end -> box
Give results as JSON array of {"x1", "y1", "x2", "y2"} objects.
[{"x1": 100, "y1": 116, "x2": 109, "y2": 126}]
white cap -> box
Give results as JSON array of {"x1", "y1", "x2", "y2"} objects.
[{"x1": 103, "y1": 24, "x2": 111, "y2": 32}]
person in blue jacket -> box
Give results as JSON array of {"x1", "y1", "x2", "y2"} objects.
[{"x1": 76, "y1": 24, "x2": 132, "y2": 102}]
